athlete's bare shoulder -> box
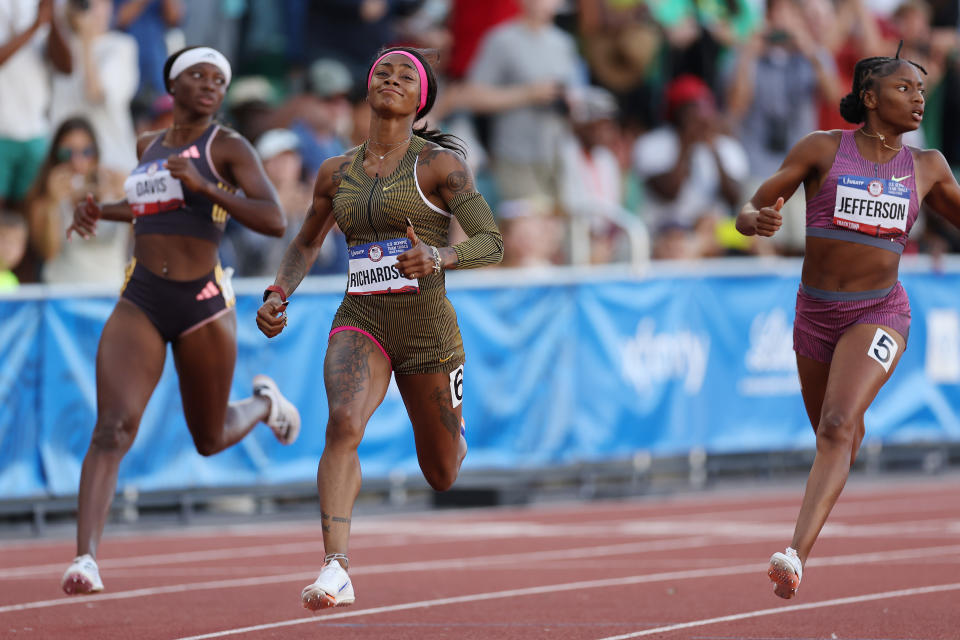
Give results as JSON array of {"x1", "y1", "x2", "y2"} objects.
[
  {"x1": 796, "y1": 129, "x2": 843, "y2": 157},
  {"x1": 135, "y1": 129, "x2": 164, "y2": 158},
  {"x1": 416, "y1": 141, "x2": 473, "y2": 197},
  {"x1": 315, "y1": 147, "x2": 360, "y2": 197}
]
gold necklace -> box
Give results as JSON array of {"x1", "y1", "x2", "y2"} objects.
[
  {"x1": 857, "y1": 127, "x2": 903, "y2": 152},
  {"x1": 366, "y1": 136, "x2": 411, "y2": 161}
]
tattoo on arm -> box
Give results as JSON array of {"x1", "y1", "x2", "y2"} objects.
[
  {"x1": 276, "y1": 242, "x2": 308, "y2": 292},
  {"x1": 445, "y1": 170, "x2": 471, "y2": 195}
]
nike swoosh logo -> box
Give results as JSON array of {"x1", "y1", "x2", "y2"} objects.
[
  {"x1": 891, "y1": 175, "x2": 911, "y2": 182},
  {"x1": 438, "y1": 353, "x2": 454, "y2": 363}
]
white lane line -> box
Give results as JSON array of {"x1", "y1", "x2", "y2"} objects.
[
  {"x1": 0, "y1": 535, "x2": 713, "y2": 613},
  {"x1": 4, "y1": 538, "x2": 960, "y2": 616},
  {"x1": 172, "y1": 576, "x2": 960, "y2": 640},
  {"x1": 593, "y1": 582, "x2": 960, "y2": 639}
]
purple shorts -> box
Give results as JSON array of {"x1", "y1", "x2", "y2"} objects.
[{"x1": 793, "y1": 282, "x2": 911, "y2": 363}]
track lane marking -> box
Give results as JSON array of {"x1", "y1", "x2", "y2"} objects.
[{"x1": 593, "y1": 582, "x2": 960, "y2": 639}]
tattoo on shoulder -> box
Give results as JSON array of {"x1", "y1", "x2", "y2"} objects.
[
  {"x1": 417, "y1": 147, "x2": 444, "y2": 168},
  {"x1": 331, "y1": 160, "x2": 351, "y2": 186}
]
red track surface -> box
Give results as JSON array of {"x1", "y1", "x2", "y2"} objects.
[{"x1": 3, "y1": 475, "x2": 959, "y2": 639}]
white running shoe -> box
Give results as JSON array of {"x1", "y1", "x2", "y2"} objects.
[
  {"x1": 768, "y1": 546, "x2": 803, "y2": 599},
  {"x1": 61, "y1": 554, "x2": 104, "y2": 595},
  {"x1": 301, "y1": 561, "x2": 355, "y2": 611},
  {"x1": 253, "y1": 374, "x2": 301, "y2": 445}
]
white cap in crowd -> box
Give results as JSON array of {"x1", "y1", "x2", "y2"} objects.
[{"x1": 255, "y1": 129, "x2": 300, "y2": 160}]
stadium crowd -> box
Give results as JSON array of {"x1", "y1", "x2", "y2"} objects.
[{"x1": 3, "y1": 0, "x2": 960, "y2": 288}]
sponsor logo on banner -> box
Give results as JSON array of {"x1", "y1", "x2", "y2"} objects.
[
  {"x1": 621, "y1": 319, "x2": 709, "y2": 395},
  {"x1": 739, "y1": 308, "x2": 800, "y2": 396}
]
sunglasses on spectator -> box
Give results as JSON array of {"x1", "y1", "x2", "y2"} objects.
[{"x1": 56, "y1": 146, "x2": 96, "y2": 162}]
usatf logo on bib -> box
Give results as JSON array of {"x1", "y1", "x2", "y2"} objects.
[
  {"x1": 347, "y1": 238, "x2": 418, "y2": 295},
  {"x1": 833, "y1": 174, "x2": 910, "y2": 238}
]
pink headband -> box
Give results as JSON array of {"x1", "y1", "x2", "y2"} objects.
[{"x1": 367, "y1": 51, "x2": 428, "y2": 113}]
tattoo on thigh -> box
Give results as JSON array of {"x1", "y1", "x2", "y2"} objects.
[
  {"x1": 429, "y1": 385, "x2": 461, "y2": 441},
  {"x1": 327, "y1": 332, "x2": 373, "y2": 402}
]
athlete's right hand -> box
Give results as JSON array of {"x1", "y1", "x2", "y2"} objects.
[
  {"x1": 67, "y1": 193, "x2": 101, "y2": 240},
  {"x1": 755, "y1": 197, "x2": 784, "y2": 237},
  {"x1": 256, "y1": 296, "x2": 288, "y2": 338}
]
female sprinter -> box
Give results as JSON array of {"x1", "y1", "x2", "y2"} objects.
[
  {"x1": 256, "y1": 46, "x2": 503, "y2": 610},
  {"x1": 737, "y1": 46, "x2": 960, "y2": 598},
  {"x1": 61, "y1": 46, "x2": 301, "y2": 595}
]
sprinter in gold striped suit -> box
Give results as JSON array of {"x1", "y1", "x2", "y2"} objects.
[{"x1": 257, "y1": 46, "x2": 503, "y2": 610}]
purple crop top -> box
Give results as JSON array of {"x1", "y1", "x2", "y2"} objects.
[{"x1": 805, "y1": 129, "x2": 920, "y2": 255}]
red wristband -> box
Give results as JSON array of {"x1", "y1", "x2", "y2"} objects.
[{"x1": 263, "y1": 285, "x2": 287, "y2": 303}]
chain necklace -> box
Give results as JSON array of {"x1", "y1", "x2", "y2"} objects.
[
  {"x1": 366, "y1": 136, "x2": 411, "y2": 161},
  {"x1": 857, "y1": 127, "x2": 903, "y2": 152}
]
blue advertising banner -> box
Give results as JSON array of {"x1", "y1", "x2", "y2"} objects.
[{"x1": 2, "y1": 263, "x2": 959, "y2": 498}]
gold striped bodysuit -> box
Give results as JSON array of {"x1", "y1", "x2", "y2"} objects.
[{"x1": 330, "y1": 136, "x2": 503, "y2": 374}]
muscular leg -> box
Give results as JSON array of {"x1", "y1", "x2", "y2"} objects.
[
  {"x1": 791, "y1": 323, "x2": 905, "y2": 568},
  {"x1": 395, "y1": 369, "x2": 466, "y2": 492},
  {"x1": 318, "y1": 331, "x2": 391, "y2": 567},
  {"x1": 77, "y1": 301, "x2": 166, "y2": 558},
  {"x1": 173, "y1": 311, "x2": 270, "y2": 456}
]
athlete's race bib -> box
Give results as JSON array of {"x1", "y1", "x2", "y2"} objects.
[
  {"x1": 347, "y1": 238, "x2": 418, "y2": 295},
  {"x1": 124, "y1": 160, "x2": 186, "y2": 216},
  {"x1": 833, "y1": 174, "x2": 910, "y2": 238}
]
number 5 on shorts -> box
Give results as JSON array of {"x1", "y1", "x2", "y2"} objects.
[{"x1": 867, "y1": 328, "x2": 898, "y2": 373}]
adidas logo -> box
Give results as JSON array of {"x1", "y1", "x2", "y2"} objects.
[
  {"x1": 195, "y1": 281, "x2": 220, "y2": 300},
  {"x1": 179, "y1": 145, "x2": 201, "y2": 159}
]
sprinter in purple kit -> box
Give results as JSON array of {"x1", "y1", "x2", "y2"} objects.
[{"x1": 736, "y1": 43, "x2": 960, "y2": 599}]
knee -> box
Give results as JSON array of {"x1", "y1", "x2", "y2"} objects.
[
  {"x1": 817, "y1": 409, "x2": 859, "y2": 449},
  {"x1": 325, "y1": 407, "x2": 364, "y2": 449},
  {"x1": 192, "y1": 437, "x2": 220, "y2": 457},
  {"x1": 422, "y1": 462, "x2": 459, "y2": 492},
  {"x1": 90, "y1": 414, "x2": 136, "y2": 453}
]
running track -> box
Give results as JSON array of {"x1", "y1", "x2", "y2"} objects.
[{"x1": 2, "y1": 475, "x2": 959, "y2": 639}]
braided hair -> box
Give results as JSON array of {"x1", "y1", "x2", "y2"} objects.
[
  {"x1": 366, "y1": 46, "x2": 466, "y2": 157},
  {"x1": 839, "y1": 41, "x2": 927, "y2": 124}
]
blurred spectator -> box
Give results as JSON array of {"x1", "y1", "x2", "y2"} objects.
[
  {"x1": 182, "y1": 0, "x2": 244, "y2": 65},
  {"x1": 222, "y1": 128, "x2": 347, "y2": 277},
  {"x1": 225, "y1": 75, "x2": 277, "y2": 142},
  {"x1": 113, "y1": 0, "x2": 183, "y2": 100},
  {"x1": 577, "y1": 0, "x2": 661, "y2": 131},
  {"x1": 22, "y1": 117, "x2": 128, "y2": 284},
  {"x1": 446, "y1": 0, "x2": 519, "y2": 81},
  {"x1": 498, "y1": 197, "x2": 564, "y2": 267},
  {"x1": 0, "y1": 210, "x2": 27, "y2": 289},
  {"x1": 274, "y1": 57, "x2": 354, "y2": 177},
  {"x1": 464, "y1": 0, "x2": 583, "y2": 204},
  {"x1": 633, "y1": 74, "x2": 747, "y2": 259},
  {"x1": 305, "y1": 0, "x2": 423, "y2": 89},
  {"x1": 813, "y1": 0, "x2": 885, "y2": 132},
  {"x1": 559, "y1": 85, "x2": 648, "y2": 264},
  {"x1": 649, "y1": 0, "x2": 760, "y2": 95},
  {"x1": 726, "y1": 0, "x2": 839, "y2": 254},
  {"x1": 0, "y1": 0, "x2": 72, "y2": 209},
  {"x1": 51, "y1": 0, "x2": 139, "y2": 173}
]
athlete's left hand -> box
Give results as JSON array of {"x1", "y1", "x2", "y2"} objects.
[
  {"x1": 396, "y1": 221, "x2": 436, "y2": 279},
  {"x1": 165, "y1": 155, "x2": 208, "y2": 193}
]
